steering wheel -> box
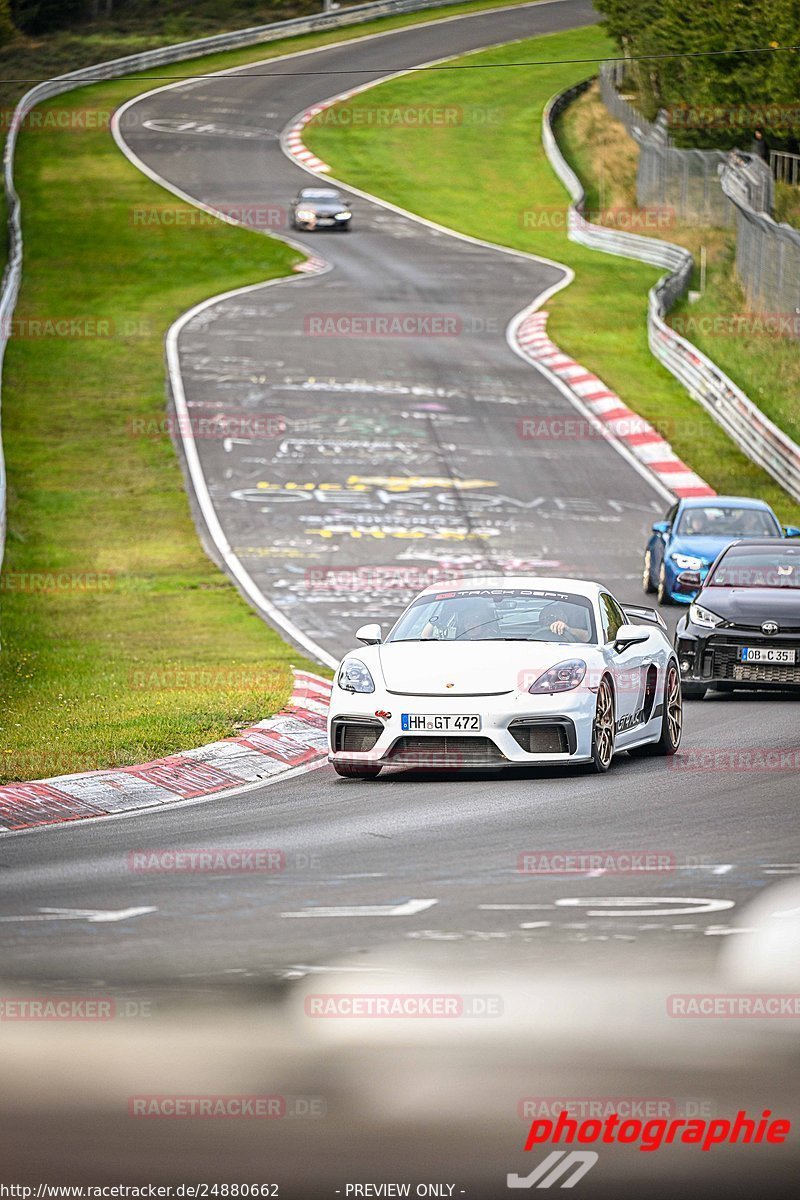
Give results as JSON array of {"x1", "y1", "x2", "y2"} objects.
[{"x1": 531, "y1": 623, "x2": 579, "y2": 644}]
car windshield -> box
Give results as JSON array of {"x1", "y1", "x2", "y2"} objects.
[
  {"x1": 708, "y1": 547, "x2": 800, "y2": 589},
  {"x1": 299, "y1": 190, "x2": 340, "y2": 201},
  {"x1": 675, "y1": 505, "x2": 778, "y2": 537},
  {"x1": 386, "y1": 588, "x2": 597, "y2": 643}
]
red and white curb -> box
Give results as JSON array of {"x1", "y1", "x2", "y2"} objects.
[
  {"x1": 284, "y1": 98, "x2": 342, "y2": 173},
  {"x1": 514, "y1": 311, "x2": 716, "y2": 500},
  {"x1": 0, "y1": 670, "x2": 332, "y2": 835},
  {"x1": 294, "y1": 253, "x2": 328, "y2": 274}
]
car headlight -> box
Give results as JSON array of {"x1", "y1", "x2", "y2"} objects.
[
  {"x1": 689, "y1": 602, "x2": 723, "y2": 629},
  {"x1": 529, "y1": 659, "x2": 587, "y2": 694},
  {"x1": 672, "y1": 553, "x2": 704, "y2": 570},
  {"x1": 295, "y1": 208, "x2": 315, "y2": 220},
  {"x1": 334, "y1": 211, "x2": 351, "y2": 220},
  {"x1": 337, "y1": 658, "x2": 375, "y2": 693}
]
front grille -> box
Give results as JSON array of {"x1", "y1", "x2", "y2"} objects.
[
  {"x1": 386, "y1": 736, "x2": 506, "y2": 767},
  {"x1": 731, "y1": 662, "x2": 800, "y2": 684},
  {"x1": 705, "y1": 639, "x2": 800, "y2": 684},
  {"x1": 508, "y1": 723, "x2": 569, "y2": 755},
  {"x1": 333, "y1": 720, "x2": 382, "y2": 753}
]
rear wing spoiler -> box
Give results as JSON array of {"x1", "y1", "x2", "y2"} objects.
[{"x1": 621, "y1": 603, "x2": 667, "y2": 631}]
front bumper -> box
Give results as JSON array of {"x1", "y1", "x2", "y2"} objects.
[
  {"x1": 294, "y1": 214, "x2": 349, "y2": 230},
  {"x1": 676, "y1": 625, "x2": 800, "y2": 689},
  {"x1": 327, "y1": 688, "x2": 599, "y2": 768},
  {"x1": 665, "y1": 563, "x2": 709, "y2": 603}
]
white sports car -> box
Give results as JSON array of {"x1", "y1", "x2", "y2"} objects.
[{"x1": 327, "y1": 577, "x2": 682, "y2": 778}]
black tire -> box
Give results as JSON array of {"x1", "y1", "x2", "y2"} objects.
[
  {"x1": 642, "y1": 549, "x2": 656, "y2": 594},
  {"x1": 682, "y1": 682, "x2": 707, "y2": 700},
  {"x1": 657, "y1": 564, "x2": 672, "y2": 606},
  {"x1": 333, "y1": 761, "x2": 381, "y2": 779},
  {"x1": 630, "y1": 662, "x2": 683, "y2": 756},
  {"x1": 589, "y1": 677, "x2": 615, "y2": 773}
]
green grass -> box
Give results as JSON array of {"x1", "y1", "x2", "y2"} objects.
[
  {"x1": 0, "y1": 80, "x2": 321, "y2": 784},
  {"x1": 304, "y1": 25, "x2": 800, "y2": 530},
  {"x1": 774, "y1": 182, "x2": 800, "y2": 230}
]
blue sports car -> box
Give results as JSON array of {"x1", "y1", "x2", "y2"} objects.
[{"x1": 643, "y1": 495, "x2": 799, "y2": 605}]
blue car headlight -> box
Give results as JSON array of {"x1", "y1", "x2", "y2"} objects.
[
  {"x1": 672, "y1": 553, "x2": 704, "y2": 571},
  {"x1": 337, "y1": 658, "x2": 375, "y2": 694},
  {"x1": 529, "y1": 659, "x2": 587, "y2": 694}
]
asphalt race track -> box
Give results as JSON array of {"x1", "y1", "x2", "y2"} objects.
[
  {"x1": 0, "y1": 0, "x2": 797, "y2": 986},
  {"x1": 1, "y1": 11, "x2": 800, "y2": 1190}
]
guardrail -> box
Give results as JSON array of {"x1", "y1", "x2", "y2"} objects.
[
  {"x1": 0, "y1": 0, "x2": 477, "y2": 577},
  {"x1": 542, "y1": 80, "x2": 800, "y2": 505},
  {"x1": 771, "y1": 149, "x2": 800, "y2": 186}
]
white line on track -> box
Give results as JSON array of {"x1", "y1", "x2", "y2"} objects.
[{"x1": 281, "y1": 898, "x2": 438, "y2": 917}]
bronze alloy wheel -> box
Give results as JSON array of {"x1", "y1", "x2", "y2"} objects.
[
  {"x1": 630, "y1": 661, "x2": 684, "y2": 756},
  {"x1": 665, "y1": 663, "x2": 683, "y2": 750},
  {"x1": 590, "y1": 678, "x2": 615, "y2": 772}
]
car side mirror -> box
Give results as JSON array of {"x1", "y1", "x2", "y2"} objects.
[
  {"x1": 356, "y1": 623, "x2": 382, "y2": 645},
  {"x1": 614, "y1": 624, "x2": 650, "y2": 652},
  {"x1": 652, "y1": 521, "x2": 671, "y2": 534},
  {"x1": 676, "y1": 570, "x2": 702, "y2": 591},
  {"x1": 783, "y1": 525, "x2": 800, "y2": 538}
]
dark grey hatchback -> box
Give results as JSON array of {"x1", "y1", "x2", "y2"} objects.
[{"x1": 291, "y1": 187, "x2": 352, "y2": 231}]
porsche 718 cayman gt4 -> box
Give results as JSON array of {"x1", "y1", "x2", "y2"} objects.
[{"x1": 328, "y1": 577, "x2": 683, "y2": 778}]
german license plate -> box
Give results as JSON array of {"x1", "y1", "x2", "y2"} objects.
[
  {"x1": 401, "y1": 714, "x2": 481, "y2": 732},
  {"x1": 740, "y1": 646, "x2": 796, "y2": 664}
]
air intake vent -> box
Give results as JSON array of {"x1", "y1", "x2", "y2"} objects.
[
  {"x1": 387, "y1": 737, "x2": 506, "y2": 767},
  {"x1": 333, "y1": 720, "x2": 382, "y2": 753},
  {"x1": 508, "y1": 723, "x2": 569, "y2": 755}
]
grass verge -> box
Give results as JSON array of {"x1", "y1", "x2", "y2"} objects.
[
  {"x1": 304, "y1": 26, "x2": 800, "y2": 530},
  {"x1": 559, "y1": 83, "x2": 800, "y2": 447}
]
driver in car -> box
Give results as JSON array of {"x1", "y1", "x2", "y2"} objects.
[{"x1": 541, "y1": 602, "x2": 591, "y2": 644}]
